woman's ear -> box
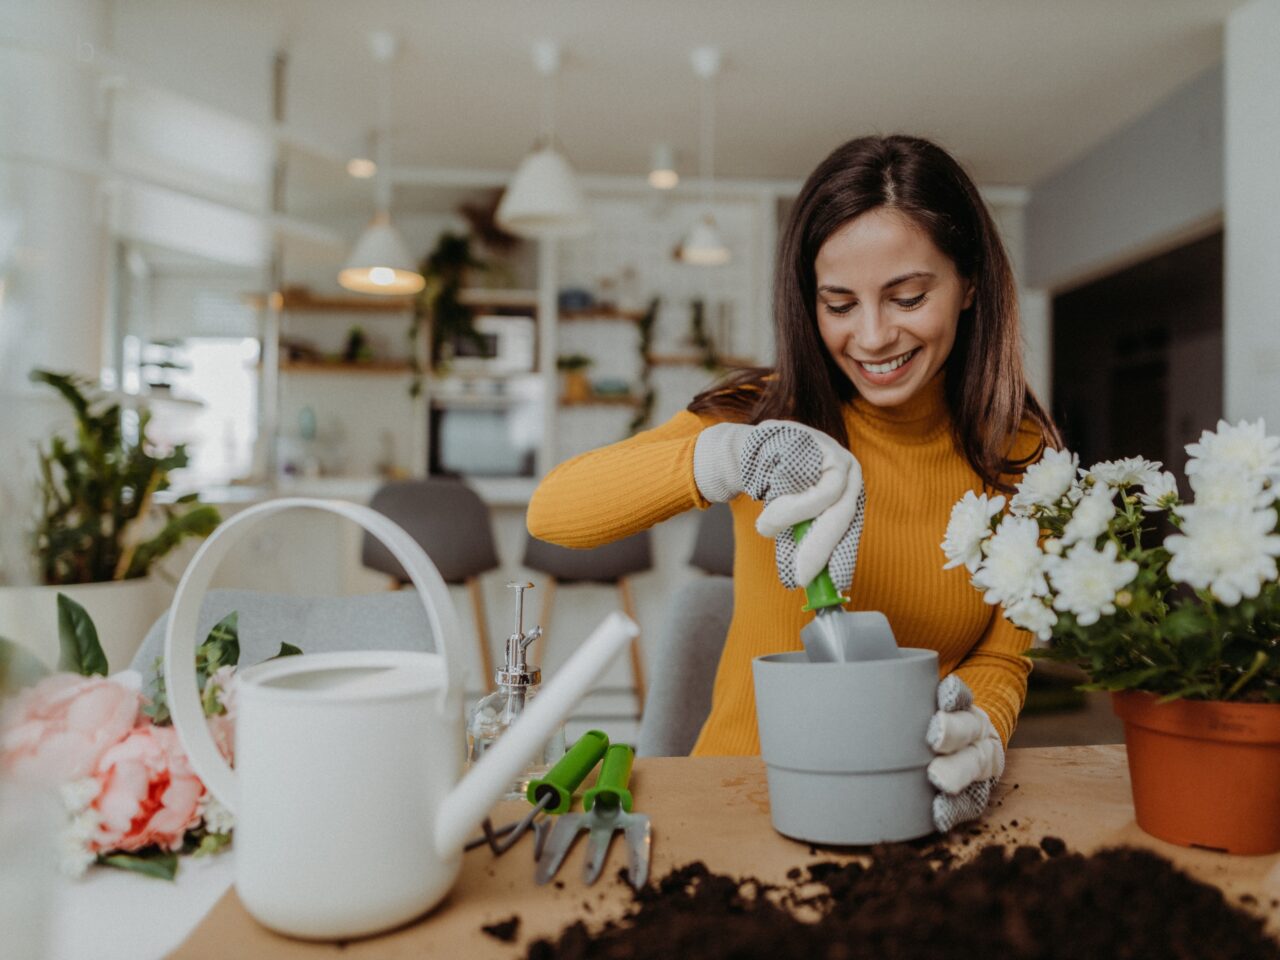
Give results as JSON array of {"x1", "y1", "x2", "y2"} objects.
[{"x1": 962, "y1": 281, "x2": 976, "y2": 311}]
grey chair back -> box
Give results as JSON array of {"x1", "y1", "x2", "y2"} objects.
[
  {"x1": 362, "y1": 479, "x2": 499, "y2": 584},
  {"x1": 637, "y1": 576, "x2": 733, "y2": 756},
  {"x1": 522, "y1": 530, "x2": 653, "y2": 583},
  {"x1": 689, "y1": 503, "x2": 734, "y2": 576}
]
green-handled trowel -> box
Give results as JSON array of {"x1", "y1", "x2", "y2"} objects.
[{"x1": 794, "y1": 519, "x2": 898, "y2": 662}]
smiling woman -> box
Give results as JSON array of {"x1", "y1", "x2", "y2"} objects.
[{"x1": 526, "y1": 134, "x2": 1060, "y2": 835}]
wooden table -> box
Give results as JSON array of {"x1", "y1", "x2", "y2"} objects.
[{"x1": 171, "y1": 746, "x2": 1280, "y2": 958}]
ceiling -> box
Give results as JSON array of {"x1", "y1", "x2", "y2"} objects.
[{"x1": 107, "y1": 0, "x2": 1245, "y2": 200}]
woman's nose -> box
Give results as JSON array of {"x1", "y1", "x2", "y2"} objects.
[{"x1": 854, "y1": 307, "x2": 896, "y2": 355}]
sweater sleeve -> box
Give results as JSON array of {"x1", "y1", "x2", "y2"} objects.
[
  {"x1": 951, "y1": 608, "x2": 1033, "y2": 748},
  {"x1": 526, "y1": 410, "x2": 714, "y2": 548}
]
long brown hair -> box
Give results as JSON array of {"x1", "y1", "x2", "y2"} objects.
[{"x1": 689, "y1": 134, "x2": 1059, "y2": 491}]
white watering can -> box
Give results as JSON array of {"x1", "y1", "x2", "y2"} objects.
[{"x1": 164, "y1": 499, "x2": 637, "y2": 940}]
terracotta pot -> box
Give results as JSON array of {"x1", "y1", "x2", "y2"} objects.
[
  {"x1": 1112, "y1": 690, "x2": 1280, "y2": 855},
  {"x1": 561, "y1": 371, "x2": 592, "y2": 403}
]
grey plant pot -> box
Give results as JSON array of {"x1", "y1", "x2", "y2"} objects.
[{"x1": 753, "y1": 648, "x2": 939, "y2": 845}]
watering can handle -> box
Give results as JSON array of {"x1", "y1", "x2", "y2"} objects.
[{"x1": 163, "y1": 498, "x2": 465, "y2": 814}]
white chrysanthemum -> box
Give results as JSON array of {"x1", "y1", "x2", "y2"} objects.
[
  {"x1": 941, "y1": 491, "x2": 1006, "y2": 573},
  {"x1": 970, "y1": 516, "x2": 1049, "y2": 606},
  {"x1": 199, "y1": 794, "x2": 236, "y2": 836},
  {"x1": 1166, "y1": 505, "x2": 1280, "y2": 606},
  {"x1": 1061, "y1": 484, "x2": 1116, "y2": 547},
  {"x1": 60, "y1": 778, "x2": 100, "y2": 814},
  {"x1": 1185, "y1": 419, "x2": 1280, "y2": 489},
  {"x1": 1010, "y1": 448, "x2": 1079, "y2": 514},
  {"x1": 1087, "y1": 457, "x2": 1162, "y2": 489},
  {"x1": 1046, "y1": 540, "x2": 1139, "y2": 627},
  {"x1": 58, "y1": 812, "x2": 100, "y2": 878},
  {"x1": 209, "y1": 665, "x2": 239, "y2": 714},
  {"x1": 1186, "y1": 463, "x2": 1268, "y2": 510},
  {"x1": 1138, "y1": 470, "x2": 1180, "y2": 513},
  {"x1": 1004, "y1": 596, "x2": 1058, "y2": 643}
]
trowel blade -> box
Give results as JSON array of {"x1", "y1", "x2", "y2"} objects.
[{"x1": 803, "y1": 609, "x2": 898, "y2": 662}]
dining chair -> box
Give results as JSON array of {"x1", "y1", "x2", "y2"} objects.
[
  {"x1": 521, "y1": 529, "x2": 653, "y2": 713},
  {"x1": 361, "y1": 479, "x2": 501, "y2": 689}
]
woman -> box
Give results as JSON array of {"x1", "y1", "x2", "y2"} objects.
[{"x1": 527, "y1": 134, "x2": 1059, "y2": 831}]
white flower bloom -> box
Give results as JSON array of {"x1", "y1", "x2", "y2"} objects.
[
  {"x1": 60, "y1": 778, "x2": 101, "y2": 814},
  {"x1": 970, "y1": 516, "x2": 1049, "y2": 607},
  {"x1": 199, "y1": 794, "x2": 236, "y2": 836},
  {"x1": 58, "y1": 813, "x2": 100, "y2": 878},
  {"x1": 1087, "y1": 457, "x2": 1162, "y2": 489},
  {"x1": 1166, "y1": 505, "x2": 1280, "y2": 606},
  {"x1": 1138, "y1": 470, "x2": 1180, "y2": 513},
  {"x1": 208, "y1": 665, "x2": 239, "y2": 714},
  {"x1": 1185, "y1": 418, "x2": 1280, "y2": 489},
  {"x1": 1046, "y1": 540, "x2": 1139, "y2": 627},
  {"x1": 1004, "y1": 597, "x2": 1058, "y2": 643},
  {"x1": 941, "y1": 491, "x2": 1006, "y2": 573},
  {"x1": 1010, "y1": 449, "x2": 1079, "y2": 514},
  {"x1": 1061, "y1": 484, "x2": 1116, "y2": 547},
  {"x1": 1186, "y1": 463, "x2": 1268, "y2": 510}
]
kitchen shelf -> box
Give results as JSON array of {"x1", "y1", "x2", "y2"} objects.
[
  {"x1": 558, "y1": 394, "x2": 644, "y2": 407},
  {"x1": 560, "y1": 306, "x2": 648, "y2": 323},
  {"x1": 246, "y1": 288, "x2": 415, "y2": 313},
  {"x1": 279, "y1": 360, "x2": 414, "y2": 375},
  {"x1": 456, "y1": 288, "x2": 539, "y2": 310},
  {"x1": 645, "y1": 353, "x2": 755, "y2": 368}
]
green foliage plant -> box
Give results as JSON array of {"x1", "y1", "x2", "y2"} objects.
[{"x1": 29, "y1": 370, "x2": 221, "y2": 585}]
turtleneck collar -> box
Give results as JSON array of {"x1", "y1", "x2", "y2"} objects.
[{"x1": 847, "y1": 370, "x2": 951, "y2": 441}]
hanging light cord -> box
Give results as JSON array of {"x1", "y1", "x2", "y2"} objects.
[
  {"x1": 374, "y1": 55, "x2": 393, "y2": 215},
  {"x1": 699, "y1": 68, "x2": 714, "y2": 212},
  {"x1": 539, "y1": 69, "x2": 557, "y2": 149}
]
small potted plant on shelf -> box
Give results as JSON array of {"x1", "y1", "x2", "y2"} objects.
[
  {"x1": 942, "y1": 418, "x2": 1280, "y2": 854},
  {"x1": 557, "y1": 353, "x2": 595, "y2": 404},
  {"x1": 0, "y1": 371, "x2": 221, "y2": 672}
]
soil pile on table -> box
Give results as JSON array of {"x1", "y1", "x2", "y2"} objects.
[{"x1": 523, "y1": 838, "x2": 1279, "y2": 959}]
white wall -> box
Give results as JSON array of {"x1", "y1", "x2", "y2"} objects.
[{"x1": 1224, "y1": 0, "x2": 1280, "y2": 426}]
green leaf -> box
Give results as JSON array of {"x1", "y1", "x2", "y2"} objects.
[
  {"x1": 0, "y1": 638, "x2": 51, "y2": 692},
  {"x1": 56, "y1": 593, "x2": 109, "y2": 676},
  {"x1": 272, "y1": 642, "x2": 302, "y2": 659},
  {"x1": 98, "y1": 851, "x2": 178, "y2": 880},
  {"x1": 193, "y1": 832, "x2": 233, "y2": 858},
  {"x1": 197, "y1": 611, "x2": 240, "y2": 676}
]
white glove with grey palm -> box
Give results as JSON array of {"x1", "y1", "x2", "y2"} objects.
[
  {"x1": 694, "y1": 420, "x2": 866, "y2": 591},
  {"x1": 927, "y1": 674, "x2": 1004, "y2": 832}
]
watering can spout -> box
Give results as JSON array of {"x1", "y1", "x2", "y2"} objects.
[{"x1": 434, "y1": 611, "x2": 638, "y2": 859}]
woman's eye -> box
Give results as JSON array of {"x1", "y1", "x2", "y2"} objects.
[
  {"x1": 894, "y1": 294, "x2": 926, "y2": 309},
  {"x1": 823, "y1": 301, "x2": 856, "y2": 316}
]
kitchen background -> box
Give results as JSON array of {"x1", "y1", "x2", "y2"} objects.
[{"x1": 3, "y1": 0, "x2": 1279, "y2": 739}]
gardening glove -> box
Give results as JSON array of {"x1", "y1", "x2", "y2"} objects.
[
  {"x1": 693, "y1": 420, "x2": 866, "y2": 591},
  {"x1": 926, "y1": 675, "x2": 1004, "y2": 833}
]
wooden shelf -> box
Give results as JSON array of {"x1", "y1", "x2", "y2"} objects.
[
  {"x1": 558, "y1": 394, "x2": 644, "y2": 407},
  {"x1": 279, "y1": 360, "x2": 414, "y2": 375},
  {"x1": 246, "y1": 289, "x2": 415, "y2": 313},
  {"x1": 560, "y1": 306, "x2": 647, "y2": 323},
  {"x1": 456, "y1": 288, "x2": 539, "y2": 310},
  {"x1": 646, "y1": 353, "x2": 755, "y2": 368}
]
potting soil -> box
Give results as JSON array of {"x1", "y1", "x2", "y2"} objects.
[{"x1": 517, "y1": 837, "x2": 1279, "y2": 959}]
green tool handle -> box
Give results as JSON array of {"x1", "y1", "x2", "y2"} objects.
[
  {"x1": 793, "y1": 519, "x2": 848, "y2": 613},
  {"x1": 583, "y1": 743, "x2": 634, "y2": 813},
  {"x1": 526, "y1": 729, "x2": 609, "y2": 813}
]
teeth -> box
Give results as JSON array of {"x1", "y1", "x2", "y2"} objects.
[{"x1": 859, "y1": 349, "x2": 916, "y2": 375}]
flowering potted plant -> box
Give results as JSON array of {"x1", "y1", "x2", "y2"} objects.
[
  {"x1": 0, "y1": 595, "x2": 289, "y2": 879},
  {"x1": 942, "y1": 419, "x2": 1280, "y2": 854}
]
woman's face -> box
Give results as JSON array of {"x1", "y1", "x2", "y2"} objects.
[{"x1": 814, "y1": 207, "x2": 974, "y2": 408}]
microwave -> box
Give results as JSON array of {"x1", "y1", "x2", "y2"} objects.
[
  {"x1": 428, "y1": 376, "x2": 543, "y2": 478},
  {"x1": 447, "y1": 315, "x2": 536, "y2": 374}
]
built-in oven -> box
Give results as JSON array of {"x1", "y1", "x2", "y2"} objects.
[{"x1": 427, "y1": 374, "x2": 543, "y2": 478}]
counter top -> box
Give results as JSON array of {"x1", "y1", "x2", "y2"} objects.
[{"x1": 170, "y1": 745, "x2": 1280, "y2": 959}]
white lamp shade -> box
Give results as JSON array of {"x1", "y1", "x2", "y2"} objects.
[
  {"x1": 678, "y1": 215, "x2": 731, "y2": 266},
  {"x1": 338, "y1": 215, "x2": 425, "y2": 295},
  {"x1": 496, "y1": 146, "x2": 592, "y2": 239}
]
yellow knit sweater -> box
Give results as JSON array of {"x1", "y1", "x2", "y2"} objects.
[{"x1": 526, "y1": 374, "x2": 1041, "y2": 755}]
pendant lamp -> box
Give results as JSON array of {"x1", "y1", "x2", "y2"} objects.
[
  {"x1": 339, "y1": 32, "x2": 425, "y2": 295},
  {"x1": 678, "y1": 47, "x2": 730, "y2": 266},
  {"x1": 496, "y1": 41, "x2": 591, "y2": 239}
]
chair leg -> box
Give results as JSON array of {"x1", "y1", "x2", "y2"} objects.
[
  {"x1": 617, "y1": 576, "x2": 646, "y2": 715},
  {"x1": 467, "y1": 577, "x2": 494, "y2": 691},
  {"x1": 532, "y1": 577, "x2": 557, "y2": 669}
]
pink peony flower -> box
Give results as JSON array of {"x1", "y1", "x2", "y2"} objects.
[
  {"x1": 0, "y1": 671, "x2": 142, "y2": 785},
  {"x1": 91, "y1": 724, "x2": 205, "y2": 853}
]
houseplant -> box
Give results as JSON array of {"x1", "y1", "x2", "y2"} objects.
[
  {"x1": 941, "y1": 418, "x2": 1280, "y2": 854},
  {"x1": 557, "y1": 353, "x2": 595, "y2": 403},
  {"x1": 0, "y1": 371, "x2": 220, "y2": 670}
]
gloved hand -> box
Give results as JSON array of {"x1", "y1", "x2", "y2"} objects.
[
  {"x1": 694, "y1": 420, "x2": 866, "y2": 590},
  {"x1": 926, "y1": 675, "x2": 1004, "y2": 833}
]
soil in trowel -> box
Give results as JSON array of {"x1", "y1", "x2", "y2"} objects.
[{"x1": 521, "y1": 838, "x2": 1280, "y2": 959}]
